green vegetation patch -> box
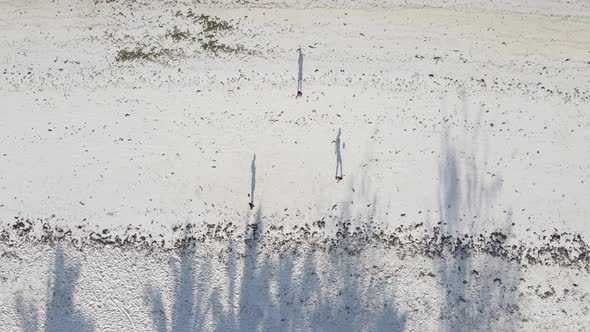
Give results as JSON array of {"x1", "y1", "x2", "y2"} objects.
[
  {"x1": 115, "y1": 9, "x2": 251, "y2": 62},
  {"x1": 115, "y1": 47, "x2": 174, "y2": 62},
  {"x1": 165, "y1": 26, "x2": 193, "y2": 42}
]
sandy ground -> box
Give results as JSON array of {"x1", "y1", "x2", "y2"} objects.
[{"x1": 0, "y1": 0, "x2": 589, "y2": 330}]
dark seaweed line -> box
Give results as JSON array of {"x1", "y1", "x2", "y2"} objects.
[{"x1": 2, "y1": 217, "x2": 588, "y2": 272}]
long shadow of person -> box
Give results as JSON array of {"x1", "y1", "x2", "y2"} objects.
[
  {"x1": 249, "y1": 154, "x2": 256, "y2": 209},
  {"x1": 335, "y1": 128, "x2": 343, "y2": 182},
  {"x1": 297, "y1": 48, "x2": 303, "y2": 97}
]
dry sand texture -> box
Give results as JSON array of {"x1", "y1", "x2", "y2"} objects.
[{"x1": 0, "y1": 0, "x2": 589, "y2": 330}]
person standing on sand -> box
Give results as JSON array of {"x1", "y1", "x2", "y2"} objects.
[{"x1": 296, "y1": 48, "x2": 303, "y2": 98}]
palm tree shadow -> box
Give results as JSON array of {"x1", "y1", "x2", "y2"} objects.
[
  {"x1": 329, "y1": 201, "x2": 406, "y2": 331},
  {"x1": 171, "y1": 228, "x2": 197, "y2": 332},
  {"x1": 44, "y1": 244, "x2": 94, "y2": 332},
  {"x1": 436, "y1": 100, "x2": 520, "y2": 330},
  {"x1": 143, "y1": 286, "x2": 167, "y2": 332},
  {"x1": 15, "y1": 243, "x2": 94, "y2": 332},
  {"x1": 141, "y1": 175, "x2": 406, "y2": 331},
  {"x1": 144, "y1": 225, "x2": 200, "y2": 332},
  {"x1": 236, "y1": 208, "x2": 274, "y2": 330},
  {"x1": 15, "y1": 293, "x2": 39, "y2": 332}
]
